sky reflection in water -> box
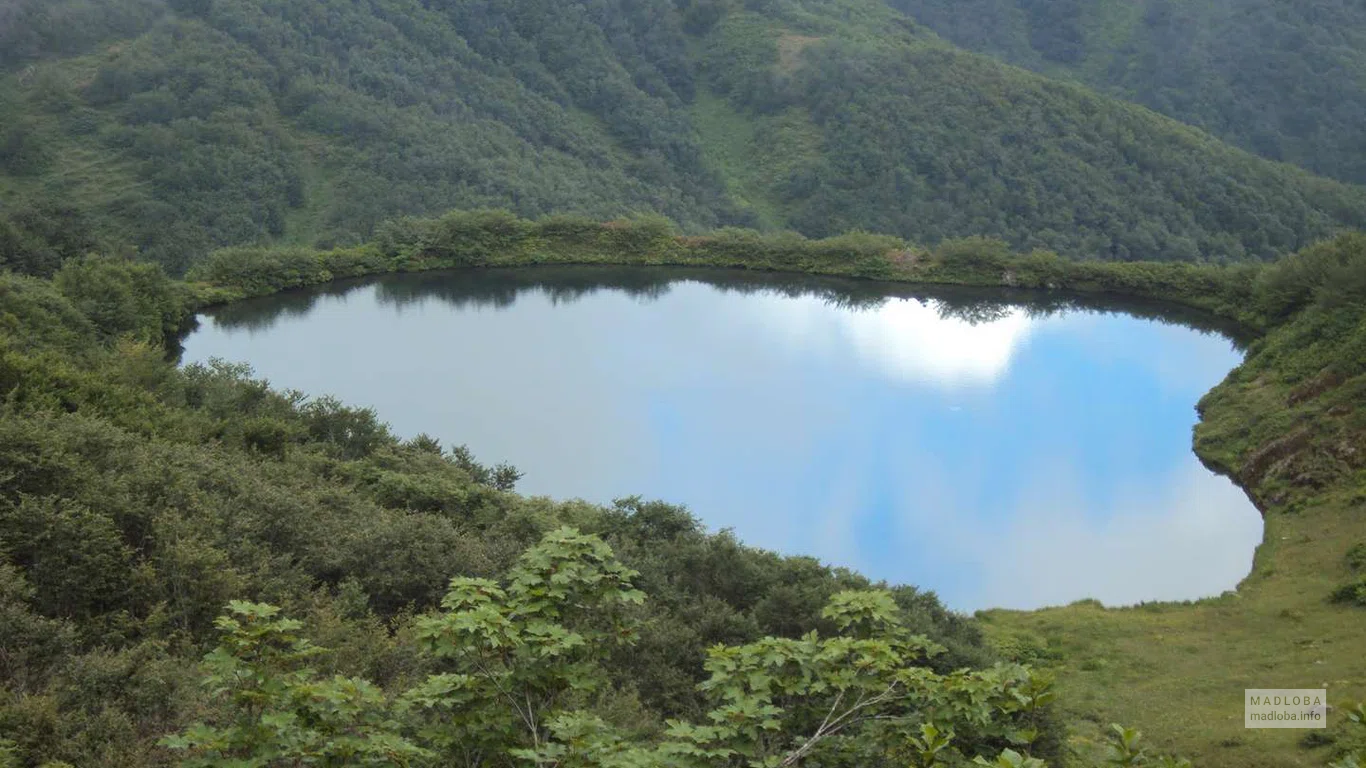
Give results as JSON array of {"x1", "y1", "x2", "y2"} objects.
[{"x1": 180, "y1": 268, "x2": 1263, "y2": 611}]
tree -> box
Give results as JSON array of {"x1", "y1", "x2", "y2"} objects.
[
  {"x1": 403, "y1": 527, "x2": 646, "y2": 764},
  {"x1": 161, "y1": 601, "x2": 427, "y2": 767},
  {"x1": 522, "y1": 589, "x2": 1059, "y2": 767}
]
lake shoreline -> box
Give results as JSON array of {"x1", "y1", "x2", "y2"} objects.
[{"x1": 175, "y1": 214, "x2": 1366, "y2": 764}]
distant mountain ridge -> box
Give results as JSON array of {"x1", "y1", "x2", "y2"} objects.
[
  {"x1": 1, "y1": 0, "x2": 1364, "y2": 273},
  {"x1": 883, "y1": 0, "x2": 1366, "y2": 184}
]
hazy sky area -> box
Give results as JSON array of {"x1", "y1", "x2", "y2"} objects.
[{"x1": 181, "y1": 272, "x2": 1263, "y2": 611}]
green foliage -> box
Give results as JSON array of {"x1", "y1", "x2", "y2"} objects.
[
  {"x1": 0, "y1": 198, "x2": 104, "y2": 278},
  {"x1": 0, "y1": 0, "x2": 735, "y2": 272},
  {"x1": 974, "y1": 748, "x2": 1045, "y2": 768},
  {"x1": 405, "y1": 528, "x2": 646, "y2": 761},
  {"x1": 750, "y1": 36, "x2": 1365, "y2": 261},
  {"x1": 53, "y1": 255, "x2": 189, "y2": 344},
  {"x1": 418, "y1": 210, "x2": 539, "y2": 268},
  {"x1": 186, "y1": 209, "x2": 1291, "y2": 331},
  {"x1": 0, "y1": 272, "x2": 98, "y2": 354},
  {"x1": 0, "y1": 564, "x2": 78, "y2": 692},
  {"x1": 1254, "y1": 232, "x2": 1366, "y2": 320},
  {"x1": 1329, "y1": 577, "x2": 1366, "y2": 608},
  {"x1": 154, "y1": 225, "x2": 1366, "y2": 766},
  {"x1": 700, "y1": 12, "x2": 781, "y2": 102},
  {"x1": 2, "y1": 149, "x2": 1364, "y2": 768},
  {"x1": 161, "y1": 601, "x2": 428, "y2": 767},
  {"x1": 188, "y1": 247, "x2": 334, "y2": 297},
  {"x1": 0, "y1": 0, "x2": 162, "y2": 68},
  {"x1": 1194, "y1": 233, "x2": 1366, "y2": 494},
  {"x1": 0, "y1": 496, "x2": 143, "y2": 622},
  {"x1": 1099, "y1": 724, "x2": 1191, "y2": 768},
  {"x1": 169, "y1": 534, "x2": 1068, "y2": 768},
  {"x1": 1348, "y1": 543, "x2": 1366, "y2": 573},
  {"x1": 521, "y1": 583, "x2": 1065, "y2": 767},
  {"x1": 300, "y1": 396, "x2": 391, "y2": 461},
  {"x1": 1329, "y1": 704, "x2": 1366, "y2": 768}
]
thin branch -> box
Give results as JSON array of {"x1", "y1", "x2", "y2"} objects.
[
  {"x1": 779, "y1": 682, "x2": 901, "y2": 767},
  {"x1": 815, "y1": 689, "x2": 846, "y2": 737},
  {"x1": 472, "y1": 658, "x2": 536, "y2": 737},
  {"x1": 526, "y1": 689, "x2": 540, "y2": 747}
]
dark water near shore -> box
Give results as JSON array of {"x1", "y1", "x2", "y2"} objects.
[{"x1": 179, "y1": 266, "x2": 1262, "y2": 611}]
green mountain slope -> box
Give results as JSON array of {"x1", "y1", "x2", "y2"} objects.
[
  {"x1": 3, "y1": 0, "x2": 1365, "y2": 272},
  {"x1": 884, "y1": 0, "x2": 1366, "y2": 185},
  {"x1": 0, "y1": 0, "x2": 742, "y2": 273}
]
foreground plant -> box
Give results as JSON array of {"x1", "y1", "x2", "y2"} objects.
[
  {"x1": 167, "y1": 527, "x2": 1366, "y2": 768},
  {"x1": 1328, "y1": 703, "x2": 1366, "y2": 768},
  {"x1": 401, "y1": 527, "x2": 646, "y2": 763},
  {"x1": 164, "y1": 529, "x2": 1058, "y2": 767},
  {"x1": 161, "y1": 526, "x2": 1366, "y2": 768},
  {"x1": 159, "y1": 601, "x2": 427, "y2": 766}
]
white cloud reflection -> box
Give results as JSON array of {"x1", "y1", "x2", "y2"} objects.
[
  {"x1": 751, "y1": 295, "x2": 1035, "y2": 387},
  {"x1": 978, "y1": 464, "x2": 1261, "y2": 611},
  {"x1": 182, "y1": 277, "x2": 1261, "y2": 612},
  {"x1": 883, "y1": 461, "x2": 1263, "y2": 612}
]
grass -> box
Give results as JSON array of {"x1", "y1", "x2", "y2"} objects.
[
  {"x1": 690, "y1": 88, "x2": 787, "y2": 229},
  {"x1": 982, "y1": 491, "x2": 1366, "y2": 766},
  {"x1": 279, "y1": 131, "x2": 342, "y2": 248},
  {"x1": 690, "y1": 87, "x2": 831, "y2": 235}
]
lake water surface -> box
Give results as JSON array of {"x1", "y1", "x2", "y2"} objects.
[{"x1": 179, "y1": 267, "x2": 1264, "y2": 611}]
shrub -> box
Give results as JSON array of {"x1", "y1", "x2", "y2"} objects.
[
  {"x1": 596, "y1": 213, "x2": 680, "y2": 258},
  {"x1": 1255, "y1": 232, "x2": 1366, "y2": 320},
  {"x1": 936, "y1": 236, "x2": 1012, "y2": 264},
  {"x1": 319, "y1": 246, "x2": 387, "y2": 279},
  {"x1": 235, "y1": 416, "x2": 298, "y2": 459},
  {"x1": 1329, "y1": 576, "x2": 1366, "y2": 607},
  {"x1": 1346, "y1": 542, "x2": 1366, "y2": 572},
  {"x1": 420, "y1": 209, "x2": 535, "y2": 266},
  {"x1": 301, "y1": 396, "x2": 389, "y2": 460},
  {"x1": 533, "y1": 214, "x2": 608, "y2": 244},
  {"x1": 188, "y1": 247, "x2": 331, "y2": 296},
  {"x1": 52, "y1": 256, "x2": 188, "y2": 344}
]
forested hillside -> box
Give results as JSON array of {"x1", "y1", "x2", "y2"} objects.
[
  {"x1": 3, "y1": 0, "x2": 1366, "y2": 273},
  {"x1": 0, "y1": 0, "x2": 740, "y2": 273},
  {"x1": 884, "y1": 0, "x2": 1366, "y2": 185}
]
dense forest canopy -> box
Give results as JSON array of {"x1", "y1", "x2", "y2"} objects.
[
  {"x1": 882, "y1": 0, "x2": 1366, "y2": 185},
  {"x1": 2, "y1": 0, "x2": 1366, "y2": 273}
]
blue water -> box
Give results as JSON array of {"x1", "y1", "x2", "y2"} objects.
[{"x1": 179, "y1": 267, "x2": 1263, "y2": 611}]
